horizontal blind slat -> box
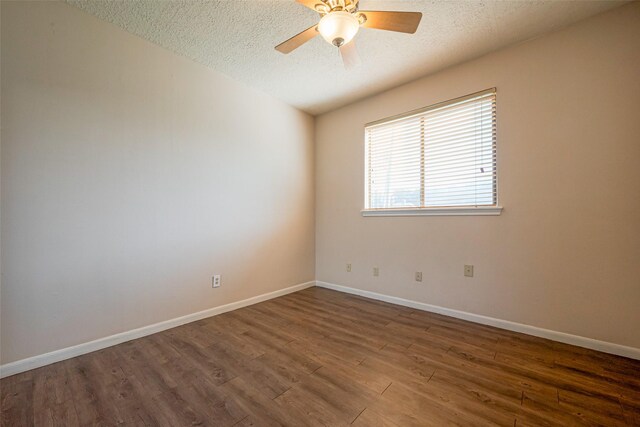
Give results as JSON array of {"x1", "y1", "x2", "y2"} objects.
[
  {"x1": 369, "y1": 110, "x2": 495, "y2": 141},
  {"x1": 370, "y1": 106, "x2": 494, "y2": 137},
  {"x1": 366, "y1": 91, "x2": 495, "y2": 129}
]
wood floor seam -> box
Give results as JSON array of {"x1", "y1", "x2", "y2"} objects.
[{"x1": 350, "y1": 407, "x2": 367, "y2": 425}]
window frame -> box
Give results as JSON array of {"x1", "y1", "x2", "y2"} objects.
[{"x1": 362, "y1": 88, "x2": 502, "y2": 217}]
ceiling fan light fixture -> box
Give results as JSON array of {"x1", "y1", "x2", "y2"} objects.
[{"x1": 317, "y1": 11, "x2": 359, "y2": 47}]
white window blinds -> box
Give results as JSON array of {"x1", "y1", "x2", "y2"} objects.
[{"x1": 365, "y1": 89, "x2": 497, "y2": 210}]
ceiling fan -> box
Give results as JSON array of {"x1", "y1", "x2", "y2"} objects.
[{"x1": 275, "y1": 0, "x2": 422, "y2": 69}]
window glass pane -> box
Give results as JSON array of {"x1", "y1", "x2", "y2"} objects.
[
  {"x1": 423, "y1": 96, "x2": 495, "y2": 207},
  {"x1": 365, "y1": 90, "x2": 496, "y2": 210},
  {"x1": 368, "y1": 122, "x2": 421, "y2": 208}
]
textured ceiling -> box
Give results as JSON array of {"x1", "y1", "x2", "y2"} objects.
[{"x1": 67, "y1": 0, "x2": 625, "y2": 115}]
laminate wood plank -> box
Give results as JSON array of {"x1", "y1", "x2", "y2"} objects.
[
  {"x1": 621, "y1": 401, "x2": 640, "y2": 425},
  {"x1": 416, "y1": 329, "x2": 498, "y2": 359},
  {"x1": 360, "y1": 343, "x2": 438, "y2": 391},
  {"x1": 147, "y1": 389, "x2": 204, "y2": 426},
  {"x1": 350, "y1": 407, "x2": 402, "y2": 427},
  {"x1": 248, "y1": 303, "x2": 328, "y2": 344},
  {"x1": 376, "y1": 347, "x2": 520, "y2": 425},
  {"x1": 242, "y1": 351, "x2": 311, "y2": 399},
  {"x1": 290, "y1": 292, "x2": 397, "y2": 329},
  {"x1": 428, "y1": 369, "x2": 523, "y2": 416},
  {"x1": 156, "y1": 332, "x2": 238, "y2": 386},
  {"x1": 557, "y1": 388, "x2": 628, "y2": 426},
  {"x1": 218, "y1": 376, "x2": 306, "y2": 426},
  {"x1": 2, "y1": 288, "x2": 639, "y2": 426},
  {"x1": 518, "y1": 390, "x2": 602, "y2": 426},
  {"x1": 410, "y1": 343, "x2": 561, "y2": 405},
  {"x1": 63, "y1": 350, "x2": 145, "y2": 425},
  {"x1": 32, "y1": 399, "x2": 80, "y2": 427},
  {"x1": 172, "y1": 375, "x2": 246, "y2": 426},
  {"x1": 286, "y1": 335, "x2": 367, "y2": 367},
  {"x1": 269, "y1": 297, "x2": 389, "y2": 351},
  {"x1": 276, "y1": 362, "x2": 378, "y2": 424},
  {"x1": 224, "y1": 310, "x2": 298, "y2": 346},
  {"x1": 31, "y1": 363, "x2": 74, "y2": 410},
  {"x1": 403, "y1": 374, "x2": 517, "y2": 426},
  {"x1": 314, "y1": 362, "x2": 392, "y2": 395},
  {"x1": 283, "y1": 295, "x2": 417, "y2": 349},
  {"x1": 354, "y1": 403, "x2": 438, "y2": 427},
  {"x1": 379, "y1": 382, "x2": 506, "y2": 426},
  {"x1": 199, "y1": 322, "x2": 266, "y2": 360},
  {"x1": 161, "y1": 321, "x2": 220, "y2": 350},
  {"x1": 1, "y1": 376, "x2": 34, "y2": 427},
  {"x1": 495, "y1": 351, "x2": 629, "y2": 404},
  {"x1": 275, "y1": 387, "x2": 350, "y2": 427},
  {"x1": 553, "y1": 355, "x2": 640, "y2": 392}
]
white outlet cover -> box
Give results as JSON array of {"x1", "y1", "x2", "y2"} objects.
[{"x1": 464, "y1": 265, "x2": 474, "y2": 277}]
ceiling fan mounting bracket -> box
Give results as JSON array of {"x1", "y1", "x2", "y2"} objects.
[
  {"x1": 316, "y1": 0, "x2": 359, "y2": 16},
  {"x1": 314, "y1": 4, "x2": 329, "y2": 14}
]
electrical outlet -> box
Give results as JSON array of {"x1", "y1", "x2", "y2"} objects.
[
  {"x1": 464, "y1": 265, "x2": 474, "y2": 277},
  {"x1": 415, "y1": 272, "x2": 423, "y2": 282},
  {"x1": 346, "y1": 263, "x2": 352, "y2": 272},
  {"x1": 212, "y1": 275, "x2": 221, "y2": 288},
  {"x1": 373, "y1": 267, "x2": 379, "y2": 277}
]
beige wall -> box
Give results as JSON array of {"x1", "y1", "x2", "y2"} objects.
[
  {"x1": 0, "y1": 1, "x2": 315, "y2": 364},
  {"x1": 2, "y1": 1, "x2": 639, "y2": 366},
  {"x1": 316, "y1": 4, "x2": 640, "y2": 349}
]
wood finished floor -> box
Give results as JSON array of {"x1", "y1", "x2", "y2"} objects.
[{"x1": 2, "y1": 287, "x2": 640, "y2": 426}]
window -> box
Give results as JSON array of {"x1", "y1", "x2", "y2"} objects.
[{"x1": 363, "y1": 89, "x2": 501, "y2": 216}]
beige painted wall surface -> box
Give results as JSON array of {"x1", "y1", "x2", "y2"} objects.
[
  {"x1": 0, "y1": 1, "x2": 315, "y2": 364},
  {"x1": 316, "y1": 4, "x2": 640, "y2": 349}
]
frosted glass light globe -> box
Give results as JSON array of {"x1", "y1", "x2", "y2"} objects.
[{"x1": 318, "y1": 11, "x2": 360, "y2": 47}]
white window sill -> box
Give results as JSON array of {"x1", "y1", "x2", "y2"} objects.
[{"x1": 361, "y1": 206, "x2": 503, "y2": 217}]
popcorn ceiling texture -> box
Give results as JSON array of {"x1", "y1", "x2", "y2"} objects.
[{"x1": 67, "y1": 0, "x2": 625, "y2": 115}]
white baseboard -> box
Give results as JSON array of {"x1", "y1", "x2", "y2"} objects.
[
  {"x1": 0, "y1": 281, "x2": 315, "y2": 378},
  {"x1": 316, "y1": 281, "x2": 640, "y2": 360},
  {"x1": 4, "y1": 279, "x2": 638, "y2": 378}
]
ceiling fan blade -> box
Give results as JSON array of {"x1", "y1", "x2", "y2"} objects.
[
  {"x1": 296, "y1": 0, "x2": 328, "y2": 13},
  {"x1": 275, "y1": 25, "x2": 318, "y2": 54},
  {"x1": 359, "y1": 11, "x2": 422, "y2": 34},
  {"x1": 339, "y1": 41, "x2": 361, "y2": 70}
]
